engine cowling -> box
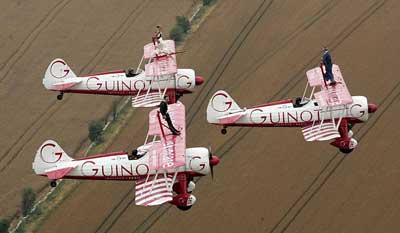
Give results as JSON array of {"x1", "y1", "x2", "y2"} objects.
[{"x1": 185, "y1": 147, "x2": 210, "y2": 175}]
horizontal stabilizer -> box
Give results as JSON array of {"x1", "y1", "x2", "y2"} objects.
[
  {"x1": 44, "y1": 162, "x2": 76, "y2": 179},
  {"x1": 217, "y1": 111, "x2": 246, "y2": 124},
  {"x1": 52, "y1": 78, "x2": 81, "y2": 91}
]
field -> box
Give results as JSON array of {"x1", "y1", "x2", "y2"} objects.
[{"x1": 1, "y1": 0, "x2": 400, "y2": 232}]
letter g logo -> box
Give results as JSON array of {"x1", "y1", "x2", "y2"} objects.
[{"x1": 211, "y1": 93, "x2": 232, "y2": 112}]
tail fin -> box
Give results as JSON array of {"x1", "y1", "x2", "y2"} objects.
[
  {"x1": 32, "y1": 140, "x2": 73, "y2": 175},
  {"x1": 43, "y1": 58, "x2": 77, "y2": 89},
  {"x1": 207, "y1": 90, "x2": 242, "y2": 123}
]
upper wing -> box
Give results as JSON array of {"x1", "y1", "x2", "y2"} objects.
[
  {"x1": 134, "y1": 174, "x2": 173, "y2": 206},
  {"x1": 51, "y1": 78, "x2": 82, "y2": 91},
  {"x1": 144, "y1": 56, "x2": 177, "y2": 76},
  {"x1": 147, "y1": 102, "x2": 186, "y2": 170},
  {"x1": 306, "y1": 65, "x2": 352, "y2": 107},
  {"x1": 144, "y1": 40, "x2": 177, "y2": 76}
]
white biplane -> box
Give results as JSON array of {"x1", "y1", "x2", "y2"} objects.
[
  {"x1": 43, "y1": 40, "x2": 204, "y2": 107},
  {"x1": 33, "y1": 102, "x2": 219, "y2": 210},
  {"x1": 207, "y1": 64, "x2": 377, "y2": 154}
]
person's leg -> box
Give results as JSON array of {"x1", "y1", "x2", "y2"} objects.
[{"x1": 165, "y1": 114, "x2": 180, "y2": 135}]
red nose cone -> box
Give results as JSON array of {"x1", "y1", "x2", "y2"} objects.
[
  {"x1": 195, "y1": 76, "x2": 204, "y2": 86},
  {"x1": 210, "y1": 156, "x2": 220, "y2": 166},
  {"x1": 368, "y1": 103, "x2": 377, "y2": 113}
]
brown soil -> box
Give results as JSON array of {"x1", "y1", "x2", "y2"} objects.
[{"x1": 1, "y1": 0, "x2": 400, "y2": 233}]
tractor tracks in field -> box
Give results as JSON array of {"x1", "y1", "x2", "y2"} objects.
[
  {"x1": 186, "y1": 0, "x2": 275, "y2": 127},
  {"x1": 0, "y1": 0, "x2": 150, "y2": 173},
  {"x1": 227, "y1": 0, "x2": 341, "y2": 92},
  {"x1": 124, "y1": 1, "x2": 387, "y2": 233},
  {"x1": 0, "y1": 0, "x2": 72, "y2": 83}
]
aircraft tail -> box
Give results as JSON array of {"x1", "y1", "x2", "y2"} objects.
[
  {"x1": 207, "y1": 90, "x2": 242, "y2": 124},
  {"x1": 43, "y1": 58, "x2": 77, "y2": 89},
  {"x1": 32, "y1": 140, "x2": 73, "y2": 175}
]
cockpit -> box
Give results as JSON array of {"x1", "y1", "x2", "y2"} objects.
[
  {"x1": 293, "y1": 97, "x2": 318, "y2": 108},
  {"x1": 125, "y1": 68, "x2": 142, "y2": 78},
  {"x1": 128, "y1": 148, "x2": 147, "y2": 160}
]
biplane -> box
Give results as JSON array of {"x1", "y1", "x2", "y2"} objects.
[
  {"x1": 207, "y1": 64, "x2": 377, "y2": 154},
  {"x1": 33, "y1": 102, "x2": 219, "y2": 210},
  {"x1": 43, "y1": 40, "x2": 204, "y2": 107}
]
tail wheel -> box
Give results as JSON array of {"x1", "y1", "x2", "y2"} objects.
[
  {"x1": 177, "y1": 205, "x2": 192, "y2": 211},
  {"x1": 50, "y1": 180, "x2": 57, "y2": 187},
  {"x1": 57, "y1": 93, "x2": 63, "y2": 100},
  {"x1": 221, "y1": 128, "x2": 227, "y2": 135}
]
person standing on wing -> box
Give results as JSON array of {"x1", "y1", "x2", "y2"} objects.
[
  {"x1": 152, "y1": 25, "x2": 163, "y2": 46},
  {"x1": 322, "y1": 47, "x2": 336, "y2": 86},
  {"x1": 159, "y1": 96, "x2": 180, "y2": 136}
]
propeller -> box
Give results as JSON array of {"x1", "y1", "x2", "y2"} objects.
[
  {"x1": 208, "y1": 147, "x2": 220, "y2": 180},
  {"x1": 208, "y1": 147, "x2": 214, "y2": 179}
]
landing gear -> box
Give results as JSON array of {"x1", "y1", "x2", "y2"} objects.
[
  {"x1": 57, "y1": 92, "x2": 64, "y2": 100},
  {"x1": 177, "y1": 205, "x2": 192, "y2": 211},
  {"x1": 50, "y1": 180, "x2": 57, "y2": 188},
  {"x1": 221, "y1": 127, "x2": 227, "y2": 135},
  {"x1": 339, "y1": 148, "x2": 354, "y2": 154}
]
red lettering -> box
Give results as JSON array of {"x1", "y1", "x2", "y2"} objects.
[
  {"x1": 105, "y1": 81, "x2": 115, "y2": 91},
  {"x1": 121, "y1": 81, "x2": 132, "y2": 91},
  {"x1": 287, "y1": 112, "x2": 298, "y2": 122},
  {"x1": 101, "y1": 165, "x2": 114, "y2": 176},
  {"x1": 134, "y1": 80, "x2": 145, "y2": 90},
  {"x1": 300, "y1": 111, "x2": 313, "y2": 122},
  {"x1": 81, "y1": 161, "x2": 98, "y2": 176},
  {"x1": 86, "y1": 77, "x2": 102, "y2": 90},
  {"x1": 313, "y1": 109, "x2": 321, "y2": 121},
  {"x1": 121, "y1": 165, "x2": 133, "y2": 176},
  {"x1": 269, "y1": 112, "x2": 281, "y2": 123},
  {"x1": 250, "y1": 109, "x2": 266, "y2": 123}
]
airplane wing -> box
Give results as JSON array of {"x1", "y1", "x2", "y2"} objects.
[
  {"x1": 143, "y1": 40, "x2": 176, "y2": 59},
  {"x1": 134, "y1": 174, "x2": 173, "y2": 206},
  {"x1": 44, "y1": 162, "x2": 77, "y2": 179},
  {"x1": 145, "y1": 56, "x2": 177, "y2": 77},
  {"x1": 306, "y1": 65, "x2": 352, "y2": 107},
  {"x1": 132, "y1": 92, "x2": 164, "y2": 108},
  {"x1": 144, "y1": 40, "x2": 177, "y2": 76},
  {"x1": 301, "y1": 121, "x2": 341, "y2": 141},
  {"x1": 51, "y1": 78, "x2": 82, "y2": 91},
  {"x1": 147, "y1": 102, "x2": 186, "y2": 170}
]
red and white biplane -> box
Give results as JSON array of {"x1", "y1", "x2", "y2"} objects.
[
  {"x1": 207, "y1": 64, "x2": 377, "y2": 153},
  {"x1": 43, "y1": 40, "x2": 204, "y2": 107},
  {"x1": 33, "y1": 102, "x2": 219, "y2": 210}
]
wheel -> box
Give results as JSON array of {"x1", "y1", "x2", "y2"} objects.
[
  {"x1": 221, "y1": 128, "x2": 227, "y2": 135},
  {"x1": 339, "y1": 148, "x2": 354, "y2": 154},
  {"x1": 177, "y1": 205, "x2": 192, "y2": 211},
  {"x1": 50, "y1": 180, "x2": 57, "y2": 187},
  {"x1": 57, "y1": 94, "x2": 63, "y2": 100}
]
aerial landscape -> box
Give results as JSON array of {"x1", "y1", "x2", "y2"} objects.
[{"x1": 0, "y1": 0, "x2": 399, "y2": 232}]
